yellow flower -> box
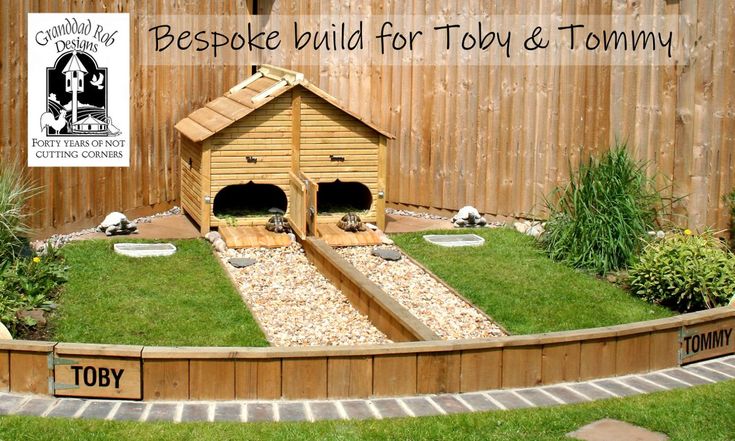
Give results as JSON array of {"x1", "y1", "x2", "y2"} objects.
[
  {"x1": 684, "y1": 229, "x2": 692, "y2": 236},
  {"x1": 32, "y1": 257, "x2": 41, "y2": 263}
]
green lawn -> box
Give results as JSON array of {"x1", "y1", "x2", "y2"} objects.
[
  {"x1": 52, "y1": 239, "x2": 267, "y2": 347},
  {"x1": 0, "y1": 380, "x2": 732, "y2": 440},
  {"x1": 393, "y1": 229, "x2": 674, "y2": 334}
]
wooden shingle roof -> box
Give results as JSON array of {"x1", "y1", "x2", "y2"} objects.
[{"x1": 175, "y1": 65, "x2": 394, "y2": 142}]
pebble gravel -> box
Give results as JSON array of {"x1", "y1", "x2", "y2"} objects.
[
  {"x1": 220, "y1": 244, "x2": 391, "y2": 347},
  {"x1": 336, "y1": 246, "x2": 506, "y2": 340}
]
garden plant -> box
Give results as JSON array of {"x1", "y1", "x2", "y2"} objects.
[
  {"x1": 541, "y1": 145, "x2": 661, "y2": 275},
  {"x1": 629, "y1": 230, "x2": 735, "y2": 312}
]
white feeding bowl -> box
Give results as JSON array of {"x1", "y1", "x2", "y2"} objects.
[
  {"x1": 113, "y1": 243, "x2": 177, "y2": 257},
  {"x1": 422, "y1": 234, "x2": 485, "y2": 247}
]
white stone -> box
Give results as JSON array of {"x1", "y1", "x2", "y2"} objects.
[
  {"x1": 380, "y1": 235, "x2": 394, "y2": 245},
  {"x1": 205, "y1": 231, "x2": 222, "y2": 243},
  {"x1": 0, "y1": 321, "x2": 12, "y2": 340},
  {"x1": 527, "y1": 223, "x2": 545, "y2": 238},
  {"x1": 514, "y1": 221, "x2": 529, "y2": 234},
  {"x1": 365, "y1": 223, "x2": 379, "y2": 231},
  {"x1": 213, "y1": 238, "x2": 228, "y2": 252},
  {"x1": 98, "y1": 212, "x2": 127, "y2": 229}
]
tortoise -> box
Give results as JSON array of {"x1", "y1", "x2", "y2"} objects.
[
  {"x1": 337, "y1": 212, "x2": 367, "y2": 232},
  {"x1": 265, "y1": 213, "x2": 291, "y2": 234}
]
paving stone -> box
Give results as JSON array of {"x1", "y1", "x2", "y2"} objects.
[
  {"x1": 457, "y1": 393, "x2": 502, "y2": 411},
  {"x1": 568, "y1": 418, "x2": 669, "y2": 441},
  {"x1": 431, "y1": 395, "x2": 469, "y2": 414},
  {"x1": 641, "y1": 373, "x2": 688, "y2": 390},
  {"x1": 662, "y1": 369, "x2": 711, "y2": 386},
  {"x1": 592, "y1": 380, "x2": 640, "y2": 397},
  {"x1": 684, "y1": 365, "x2": 731, "y2": 382},
  {"x1": 181, "y1": 403, "x2": 209, "y2": 422},
  {"x1": 214, "y1": 403, "x2": 242, "y2": 422},
  {"x1": 278, "y1": 402, "x2": 308, "y2": 422},
  {"x1": 371, "y1": 247, "x2": 401, "y2": 261},
  {"x1": 112, "y1": 402, "x2": 147, "y2": 421},
  {"x1": 402, "y1": 397, "x2": 441, "y2": 416},
  {"x1": 146, "y1": 403, "x2": 177, "y2": 422},
  {"x1": 485, "y1": 391, "x2": 532, "y2": 409},
  {"x1": 341, "y1": 400, "x2": 374, "y2": 420},
  {"x1": 721, "y1": 357, "x2": 735, "y2": 367},
  {"x1": 515, "y1": 389, "x2": 560, "y2": 407},
  {"x1": 541, "y1": 387, "x2": 589, "y2": 404},
  {"x1": 46, "y1": 399, "x2": 85, "y2": 418},
  {"x1": 372, "y1": 399, "x2": 409, "y2": 419},
  {"x1": 15, "y1": 398, "x2": 55, "y2": 416},
  {"x1": 229, "y1": 257, "x2": 256, "y2": 268},
  {"x1": 568, "y1": 383, "x2": 617, "y2": 400},
  {"x1": 247, "y1": 403, "x2": 275, "y2": 422},
  {"x1": 618, "y1": 377, "x2": 666, "y2": 393},
  {"x1": 79, "y1": 401, "x2": 115, "y2": 420},
  {"x1": 0, "y1": 395, "x2": 26, "y2": 415},
  {"x1": 703, "y1": 361, "x2": 735, "y2": 377},
  {"x1": 309, "y1": 402, "x2": 343, "y2": 420}
]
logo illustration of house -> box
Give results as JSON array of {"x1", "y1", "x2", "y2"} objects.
[{"x1": 40, "y1": 50, "x2": 121, "y2": 137}]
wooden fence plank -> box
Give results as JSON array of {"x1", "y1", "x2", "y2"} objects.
[
  {"x1": 416, "y1": 352, "x2": 460, "y2": 394},
  {"x1": 460, "y1": 349, "x2": 502, "y2": 392},
  {"x1": 0, "y1": 351, "x2": 8, "y2": 392},
  {"x1": 579, "y1": 339, "x2": 617, "y2": 380},
  {"x1": 142, "y1": 360, "x2": 189, "y2": 400},
  {"x1": 615, "y1": 334, "x2": 651, "y2": 375},
  {"x1": 373, "y1": 354, "x2": 417, "y2": 396},
  {"x1": 190, "y1": 360, "x2": 235, "y2": 400},
  {"x1": 282, "y1": 358, "x2": 327, "y2": 399},
  {"x1": 542, "y1": 342, "x2": 581, "y2": 385},
  {"x1": 502, "y1": 347, "x2": 542, "y2": 388},
  {"x1": 9, "y1": 352, "x2": 50, "y2": 395},
  {"x1": 327, "y1": 356, "x2": 373, "y2": 398}
]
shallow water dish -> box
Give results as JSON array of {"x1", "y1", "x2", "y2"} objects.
[
  {"x1": 423, "y1": 234, "x2": 485, "y2": 247},
  {"x1": 113, "y1": 243, "x2": 177, "y2": 257}
]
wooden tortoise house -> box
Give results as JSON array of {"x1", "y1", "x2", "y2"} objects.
[{"x1": 175, "y1": 65, "x2": 393, "y2": 247}]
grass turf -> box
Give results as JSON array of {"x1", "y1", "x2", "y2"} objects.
[
  {"x1": 392, "y1": 229, "x2": 674, "y2": 334},
  {"x1": 0, "y1": 380, "x2": 732, "y2": 440},
  {"x1": 51, "y1": 239, "x2": 268, "y2": 347}
]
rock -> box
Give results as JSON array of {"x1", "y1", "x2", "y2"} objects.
[
  {"x1": 606, "y1": 274, "x2": 618, "y2": 283},
  {"x1": 205, "y1": 231, "x2": 222, "y2": 243},
  {"x1": 452, "y1": 206, "x2": 487, "y2": 228},
  {"x1": 527, "y1": 222, "x2": 545, "y2": 238},
  {"x1": 656, "y1": 230, "x2": 665, "y2": 239},
  {"x1": 514, "y1": 221, "x2": 529, "y2": 234},
  {"x1": 268, "y1": 207, "x2": 285, "y2": 214},
  {"x1": 365, "y1": 223, "x2": 378, "y2": 231},
  {"x1": 98, "y1": 212, "x2": 137, "y2": 236},
  {"x1": 371, "y1": 247, "x2": 402, "y2": 261},
  {"x1": 229, "y1": 257, "x2": 256, "y2": 268},
  {"x1": 287, "y1": 233, "x2": 296, "y2": 244},
  {"x1": 98, "y1": 212, "x2": 127, "y2": 229},
  {"x1": 16, "y1": 309, "x2": 46, "y2": 327},
  {"x1": 213, "y1": 238, "x2": 228, "y2": 252},
  {"x1": 380, "y1": 235, "x2": 394, "y2": 245},
  {"x1": 0, "y1": 322, "x2": 12, "y2": 340}
]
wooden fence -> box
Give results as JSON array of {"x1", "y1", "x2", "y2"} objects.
[
  {"x1": 0, "y1": 306, "x2": 732, "y2": 400},
  {"x1": 1, "y1": 1, "x2": 734, "y2": 236}
]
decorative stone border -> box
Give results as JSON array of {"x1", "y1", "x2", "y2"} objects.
[{"x1": 0, "y1": 306, "x2": 732, "y2": 402}]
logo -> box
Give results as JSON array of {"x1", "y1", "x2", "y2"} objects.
[{"x1": 28, "y1": 14, "x2": 130, "y2": 167}]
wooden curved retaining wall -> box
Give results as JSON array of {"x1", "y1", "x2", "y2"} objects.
[{"x1": 0, "y1": 307, "x2": 732, "y2": 401}]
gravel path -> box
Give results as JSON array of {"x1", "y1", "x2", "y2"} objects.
[
  {"x1": 220, "y1": 244, "x2": 390, "y2": 347},
  {"x1": 337, "y1": 246, "x2": 506, "y2": 340}
]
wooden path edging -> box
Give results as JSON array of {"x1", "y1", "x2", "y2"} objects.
[
  {"x1": 0, "y1": 306, "x2": 732, "y2": 401},
  {"x1": 301, "y1": 237, "x2": 440, "y2": 342}
]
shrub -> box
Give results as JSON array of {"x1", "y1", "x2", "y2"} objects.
[
  {"x1": 0, "y1": 160, "x2": 38, "y2": 262},
  {"x1": 0, "y1": 244, "x2": 67, "y2": 335},
  {"x1": 728, "y1": 189, "x2": 735, "y2": 248},
  {"x1": 629, "y1": 231, "x2": 735, "y2": 312},
  {"x1": 541, "y1": 145, "x2": 661, "y2": 275}
]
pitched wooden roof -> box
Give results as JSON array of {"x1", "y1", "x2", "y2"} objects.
[{"x1": 175, "y1": 65, "x2": 394, "y2": 142}]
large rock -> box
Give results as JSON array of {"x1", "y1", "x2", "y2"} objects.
[
  {"x1": 97, "y1": 212, "x2": 137, "y2": 236},
  {"x1": 205, "y1": 231, "x2": 222, "y2": 243},
  {"x1": 0, "y1": 322, "x2": 12, "y2": 340},
  {"x1": 213, "y1": 238, "x2": 228, "y2": 253},
  {"x1": 16, "y1": 309, "x2": 46, "y2": 327},
  {"x1": 229, "y1": 257, "x2": 256, "y2": 268},
  {"x1": 452, "y1": 205, "x2": 487, "y2": 228},
  {"x1": 371, "y1": 247, "x2": 402, "y2": 261}
]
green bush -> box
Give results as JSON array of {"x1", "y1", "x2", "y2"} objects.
[
  {"x1": 629, "y1": 231, "x2": 735, "y2": 312},
  {"x1": 728, "y1": 189, "x2": 735, "y2": 248},
  {"x1": 0, "y1": 161, "x2": 38, "y2": 262},
  {"x1": 0, "y1": 245, "x2": 67, "y2": 335},
  {"x1": 541, "y1": 145, "x2": 661, "y2": 275}
]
